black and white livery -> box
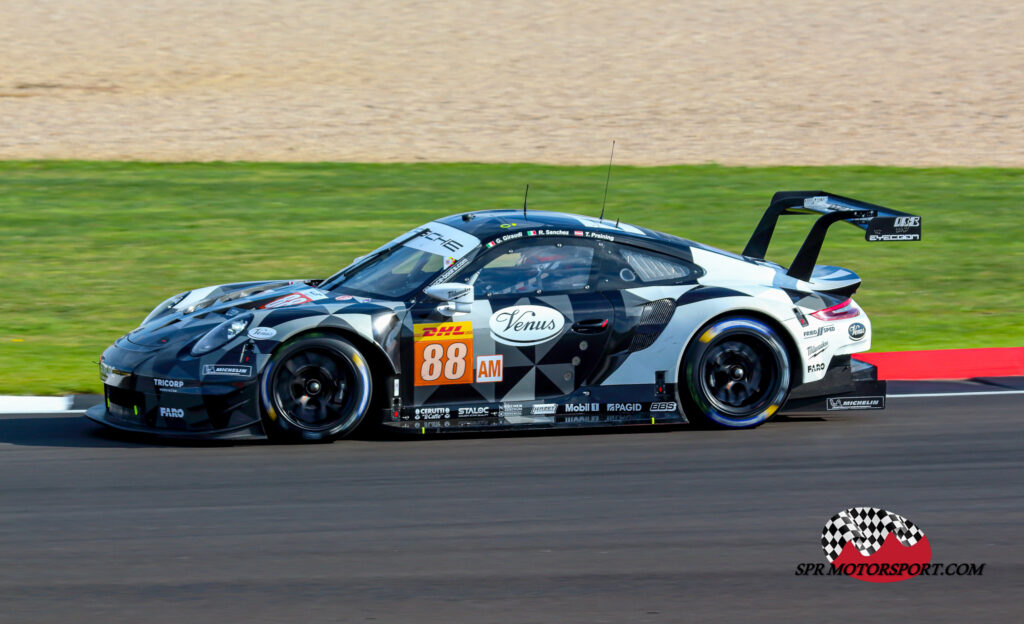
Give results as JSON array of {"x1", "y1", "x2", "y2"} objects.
[{"x1": 87, "y1": 191, "x2": 921, "y2": 441}]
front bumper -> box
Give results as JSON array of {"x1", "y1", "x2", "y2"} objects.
[
  {"x1": 87, "y1": 341, "x2": 268, "y2": 440},
  {"x1": 86, "y1": 403, "x2": 266, "y2": 440},
  {"x1": 783, "y1": 355, "x2": 887, "y2": 413}
]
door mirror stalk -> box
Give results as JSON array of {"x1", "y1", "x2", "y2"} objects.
[{"x1": 423, "y1": 283, "x2": 474, "y2": 316}]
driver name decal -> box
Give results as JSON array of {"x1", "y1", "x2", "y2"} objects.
[{"x1": 489, "y1": 305, "x2": 565, "y2": 346}]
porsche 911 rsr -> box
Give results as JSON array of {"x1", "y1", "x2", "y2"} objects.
[{"x1": 86, "y1": 191, "x2": 921, "y2": 441}]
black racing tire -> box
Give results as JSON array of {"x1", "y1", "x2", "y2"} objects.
[
  {"x1": 259, "y1": 335, "x2": 373, "y2": 442},
  {"x1": 679, "y1": 316, "x2": 791, "y2": 429}
]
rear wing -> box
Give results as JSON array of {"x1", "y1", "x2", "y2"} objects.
[{"x1": 742, "y1": 191, "x2": 922, "y2": 281}]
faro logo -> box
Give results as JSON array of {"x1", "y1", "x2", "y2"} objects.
[
  {"x1": 821, "y1": 507, "x2": 931, "y2": 582},
  {"x1": 159, "y1": 407, "x2": 185, "y2": 419}
]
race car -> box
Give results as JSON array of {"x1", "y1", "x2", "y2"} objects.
[{"x1": 86, "y1": 191, "x2": 921, "y2": 441}]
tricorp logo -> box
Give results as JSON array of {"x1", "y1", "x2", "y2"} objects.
[{"x1": 821, "y1": 507, "x2": 931, "y2": 582}]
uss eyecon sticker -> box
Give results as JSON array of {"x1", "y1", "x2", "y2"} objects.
[{"x1": 489, "y1": 305, "x2": 565, "y2": 346}]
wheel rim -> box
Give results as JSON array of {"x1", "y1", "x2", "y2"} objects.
[
  {"x1": 271, "y1": 347, "x2": 359, "y2": 432},
  {"x1": 698, "y1": 333, "x2": 782, "y2": 418}
]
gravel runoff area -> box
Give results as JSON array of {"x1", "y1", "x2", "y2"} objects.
[{"x1": 2, "y1": 0, "x2": 1022, "y2": 166}]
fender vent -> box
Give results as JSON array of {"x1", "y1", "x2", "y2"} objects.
[{"x1": 628, "y1": 299, "x2": 676, "y2": 352}]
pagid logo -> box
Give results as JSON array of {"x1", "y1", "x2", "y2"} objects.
[{"x1": 821, "y1": 507, "x2": 931, "y2": 582}]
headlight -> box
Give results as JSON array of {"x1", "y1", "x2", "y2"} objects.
[
  {"x1": 190, "y1": 313, "x2": 253, "y2": 356},
  {"x1": 142, "y1": 291, "x2": 191, "y2": 325}
]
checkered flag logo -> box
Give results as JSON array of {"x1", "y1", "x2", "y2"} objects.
[{"x1": 821, "y1": 507, "x2": 925, "y2": 563}]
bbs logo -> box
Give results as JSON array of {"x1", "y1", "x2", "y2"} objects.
[
  {"x1": 894, "y1": 216, "x2": 920, "y2": 227},
  {"x1": 650, "y1": 402, "x2": 677, "y2": 412},
  {"x1": 807, "y1": 363, "x2": 826, "y2": 373}
]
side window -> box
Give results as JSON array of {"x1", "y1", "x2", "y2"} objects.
[
  {"x1": 597, "y1": 245, "x2": 698, "y2": 290},
  {"x1": 462, "y1": 240, "x2": 596, "y2": 296}
]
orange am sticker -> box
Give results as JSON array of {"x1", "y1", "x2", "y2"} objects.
[{"x1": 414, "y1": 322, "x2": 474, "y2": 386}]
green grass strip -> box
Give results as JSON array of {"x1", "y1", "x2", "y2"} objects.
[{"x1": 1, "y1": 161, "x2": 1021, "y2": 394}]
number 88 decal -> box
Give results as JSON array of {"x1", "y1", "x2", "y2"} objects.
[
  {"x1": 414, "y1": 322, "x2": 474, "y2": 386},
  {"x1": 420, "y1": 342, "x2": 468, "y2": 382}
]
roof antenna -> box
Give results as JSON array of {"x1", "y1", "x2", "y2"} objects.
[
  {"x1": 523, "y1": 184, "x2": 529, "y2": 218},
  {"x1": 599, "y1": 140, "x2": 615, "y2": 222}
]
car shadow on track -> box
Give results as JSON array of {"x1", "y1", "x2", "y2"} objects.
[
  {"x1": 0, "y1": 411, "x2": 828, "y2": 448},
  {"x1": 0, "y1": 415, "x2": 255, "y2": 448}
]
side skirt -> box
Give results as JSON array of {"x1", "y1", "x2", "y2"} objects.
[{"x1": 383, "y1": 383, "x2": 689, "y2": 432}]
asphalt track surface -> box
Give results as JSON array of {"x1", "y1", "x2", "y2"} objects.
[{"x1": 1, "y1": 389, "x2": 1021, "y2": 623}]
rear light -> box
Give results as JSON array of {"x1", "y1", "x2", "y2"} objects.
[{"x1": 811, "y1": 298, "x2": 860, "y2": 321}]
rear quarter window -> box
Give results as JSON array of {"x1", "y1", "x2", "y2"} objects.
[{"x1": 597, "y1": 244, "x2": 699, "y2": 290}]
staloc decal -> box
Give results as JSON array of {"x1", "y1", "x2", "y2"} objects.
[
  {"x1": 489, "y1": 305, "x2": 565, "y2": 346},
  {"x1": 457, "y1": 406, "x2": 490, "y2": 417}
]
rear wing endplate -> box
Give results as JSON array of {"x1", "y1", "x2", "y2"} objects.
[{"x1": 742, "y1": 191, "x2": 922, "y2": 282}]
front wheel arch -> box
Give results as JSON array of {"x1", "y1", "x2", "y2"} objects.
[{"x1": 259, "y1": 332, "x2": 383, "y2": 441}]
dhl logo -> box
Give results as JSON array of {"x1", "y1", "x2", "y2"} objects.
[{"x1": 414, "y1": 322, "x2": 473, "y2": 341}]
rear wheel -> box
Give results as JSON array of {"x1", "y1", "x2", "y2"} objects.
[
  {"x1": 260, "y1": 336, "x2": 373, "y2": 441},
  {"x1": 680, "y1": 316, "x2": 791, "y2": 428}
]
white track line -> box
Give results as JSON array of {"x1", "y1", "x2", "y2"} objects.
[
  {"x1": 0, "y1": 395, "x2": 73, "y2": 414},
  {"x1": 890, "y1": 390, "x2": 1024, "y2": 398}
]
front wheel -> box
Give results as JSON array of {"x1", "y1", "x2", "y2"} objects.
[
  {"x1": 259, "y1": 336, "x2": 373, "y2": 441},
  {"x1": 680, "y1": 316, "x2": 791, "y2": 428}
]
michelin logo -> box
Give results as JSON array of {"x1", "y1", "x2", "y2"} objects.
[
  {"x1": 826, "y1": 396, "x2": 885, "y2": 411},
  {"x1": 202, "y1": 365, "x2": 253, "y2": 377}
]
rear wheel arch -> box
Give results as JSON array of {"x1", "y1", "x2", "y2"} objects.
[
  {"x1": 676, "y1": 309, "x2": 798, "y2": 428},
  {"x1": 675, "y1": 308, "x2": 803, "y2": 390}
]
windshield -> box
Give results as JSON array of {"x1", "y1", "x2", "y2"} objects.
[{"x1": 320, "y1": 222, "x2": 480, "y2": 299}]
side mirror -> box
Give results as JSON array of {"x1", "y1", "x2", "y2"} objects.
[{"x1": 424, "y1": 282, "x2": 474, "y2": 316}]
